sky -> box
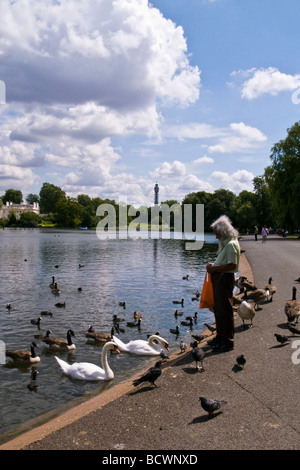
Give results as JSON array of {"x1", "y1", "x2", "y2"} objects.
[{"x1": 0, "y1": 0, "x2": 300, "y2": 207}]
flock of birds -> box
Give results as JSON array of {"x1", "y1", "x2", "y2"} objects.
[{"x1": 4, "y1": 266, "x2": 300, "y2": 419}]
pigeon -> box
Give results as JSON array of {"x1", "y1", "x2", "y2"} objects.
[
  {"x1": 199, "y1": 396, "x2": 227, "y2": 418},
  {"x1": 160, "y1": 349, "x2": 169, "y2": 361},
  {"x1": 180, "y1": 340, "x2": 188, "y2": 353},
  {"x1": 204, "y1": 323, "x2": 216, "y2": 335},
  {"x1": 132, "y1": 360, "x2": 162, "y2": 388},
  {"x1": 191, "y1": 341, "x2": 205, "y2": 371},
  {"x1": 236, "y1": 354, "x2": 246, "y2": 369},
  {"x1": 191, "y1": 333, "x2": 206, "y2": 343},
  {"x1": 287, "y1": 322, "x2": 300, "y2": 336},
  {"x1": 274, "y1": 333, "x2": 291, "y2": 346}
]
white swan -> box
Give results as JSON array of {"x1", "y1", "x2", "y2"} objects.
[
  {"x1": 112, "y1": 334, "x2": 169, "y2": 356},
  {"x1": 54, "y1": 341, "x2": 120, "y2": 381}
]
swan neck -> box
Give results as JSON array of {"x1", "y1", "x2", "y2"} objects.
[{"x1": 102, "y1": 343, "x2": 113, "y2": 374}]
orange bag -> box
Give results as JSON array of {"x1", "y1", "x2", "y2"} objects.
[{"x1": 199, "y1": 272, "x2": 214, "y2": 310}]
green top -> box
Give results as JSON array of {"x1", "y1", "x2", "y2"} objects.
[{"x1": 214, "y1": 237, "x2": 240, "y2": 273}]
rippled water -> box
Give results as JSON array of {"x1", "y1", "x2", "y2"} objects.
[{"x1": 0, "y1": 228, "x2": 218, "y2": 442}]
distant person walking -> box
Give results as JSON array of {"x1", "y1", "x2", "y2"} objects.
[
  {"x1": 254, "y1": 226, "x2": 258, "y2": 241},
  {"x1": 261, "y1": 225, "x2": 269, "y2": 244}
]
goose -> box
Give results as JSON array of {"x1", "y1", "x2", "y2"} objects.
[
  {"x1": 235, "y1": 276, "x2": 257, "y2": 293},
  {"x1": 236, "y1": 300, "x2": 256, "y2": 329},
  {"x1": 6, "y1": 342, "x2": 40, "y2": 364},
  {"x1": 49, "y1": 276, "x2": 56, "y2": 288},
  {"x1": 170, "y1": 325, "x2": 180, "y2": 335},
  {"x1": 54, "y1": 341, "x2": 120, "y2": 381},
  {"x1": 126, "y1": 318, "x2": 141, "y2": 328},
  {"x1": 112, "y1": 334, "x2": 169, "y2": 356},
  {"x1": 42, "y1": 329, "x2": 76, "y2": 350},
  {"x1": 190, "y1": 340, "x2": 205, "y2": 371},
  {"x1": 285, "y1": 287, "x2": 300, "y2": 323},
  {"x1": 51, "y1": 283, "x2": 60, "y2": 295},
  {"x1": 264, "y1": 277, "x2": 277, "y2": 301},
  {"x1": 83, "y1": 327, "x2": 112, "y2": 343},
  {"x1": 173, "y1": 298, "x2": 184, "y2": 306},
  {"x1": 34, "y1": 329, "x2": 52, "y2": 341},
  {"x1": 182, "y1": 275, "x2": 189, "y2": 280},
  {"x1": 30, "y1": 317, "x2": 42, "y2": 326},
  {"x1": 55, "y1": 302, "x2": 66, "y2": 308},
  {"x1": 113, "y1": 323, "x2": 125, "y2": 334},
  {"x1": 27, "y1": 370, "x2": 39, "y2": 391},
  {"x1": 243, "y1": 288, "x2": 270, "y2": 306}
]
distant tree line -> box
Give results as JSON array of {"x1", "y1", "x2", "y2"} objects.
[{"x1": 1, "y1": 121, "x2": 300, "y2": 233}]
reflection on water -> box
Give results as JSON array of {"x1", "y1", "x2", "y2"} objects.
[{"x1": 0, "y1": 229, "x2": 217, "y2": 442}]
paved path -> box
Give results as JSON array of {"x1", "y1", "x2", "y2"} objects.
[{"x1": 1, "y1": 234, "x2": 300, "y2": 451}]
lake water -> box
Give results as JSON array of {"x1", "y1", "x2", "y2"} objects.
[{"x1": 0, "y1": 228, "x2": 218, "y2": 442}]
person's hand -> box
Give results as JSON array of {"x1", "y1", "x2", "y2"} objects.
[{"x1": 206, "y1": 262, "x2": 214, "y2": 273}]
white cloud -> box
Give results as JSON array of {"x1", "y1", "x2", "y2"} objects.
[
  {"x1": 194, "y1": 156, "x2": 214, "y2": 164},
  {"x1": 210, "y1": 169, "x2": 254, "y2": 193},
  {"x1": 208, "y1": 122, "x2": 267, "y2": 153},
  {"x1": 151, "y1": 160, "x2": 186, "y2": 179},
  {"x1": 238, "y1": 67, "x2": 300, "y2": 100},
  {"x1": 165, "y1": 122, "x2": 225, "y2": 141}
]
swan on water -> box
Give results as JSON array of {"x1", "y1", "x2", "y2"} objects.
[
  {"x1": 54, "y1": 341, "x2": 120, "y2": 381},
  {"x1": 112, "y1": 334, "x2": 169, "y2": 356}
]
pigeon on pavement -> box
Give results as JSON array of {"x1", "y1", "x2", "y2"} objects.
[
  {"x1": 236, "y1": 354, "x2": 246, "y2": 369},
  {"x1": 274, "y1": 333, "x2": 291, "y2": 345},
  {"x1": 191, "y1": 341, "x2": 205, "y2": 371},
  {"x1": 133, "y1": 361, "x2": 162, "y2": 388},
  {"x1": 199, "y1": 396, "x2": 227, "y2": 418}
]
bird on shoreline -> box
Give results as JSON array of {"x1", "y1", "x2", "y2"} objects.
[
  {"x1": 191, "y1": 333, "x2": 206, "y2": 343},
  {"x1": 204, "y1": 323, "x2": 216, "y2": 335},
  {"x1": 132, "y1": 360, "x2": 162, "y2": 388},
  {"x1": 180, "y1": 340, "x2": 188, "y2": 353},
  {"x1": 236, "y1": 354, "x2": 246, "y2": 369},
  {"x1": 285, "y1": 287, "x2": 300, "y2": 323},
  {"x1": 274, "y1": 333, "x2": 290, "y2": 346},
  {"x1": 191, "y1": 340, "x2": 205, "y2": 371},
  {"x1": 199, "y1": 396, "x2": 227, "y2": 418}
]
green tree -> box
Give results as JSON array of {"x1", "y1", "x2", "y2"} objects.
[
  {"x1": 55, "y1": 197, "x2": 82, "y2": 228},
  {"x1": 39, "y1": 182, "x2": 66, "y2": 213},
  {"x1": 26, "y1": 193, "x2": 40, "y2": 204},
  {"x1": 265, "y1": 121, "x2": 300, "y2": 228},
  {"x1": 19, "y1": 212, "x2": 41, "y2": 227},
  {"x1": 2, "y1": 189, "x2": 23, "y2": 204}
]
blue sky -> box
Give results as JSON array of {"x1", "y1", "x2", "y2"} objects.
[{"x1": 0, "y1": 0, "x2": 300, "y2": 206}]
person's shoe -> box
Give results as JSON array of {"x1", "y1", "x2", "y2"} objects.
[{"x1": 212, "y1": 342, "x2": 234, "y2": 353}]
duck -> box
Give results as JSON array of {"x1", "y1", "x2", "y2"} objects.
[
  {"x1": 133, "y1": 311, "x2": 143, "y2": 320},
  {"x1": 119, "y1": 301, "x2": 126, "y2": 308},
  {"x1": 182, "y1": 275, "x2": 189, "y2": 280},
  {"x1": 42, "y1": 329, "x2": 76, "y2": 350},
  {"x1": 55, "y1": 302, "x2": 66, "y2": 308},
  {"x1": 83, "y1": 327, "x2": 112, "y2": 343},
  {"x1": 236, "y1": 300, "x2": 256, "y2": 329},
  {"x1": 285, "y1": 287, "x2": 300, "y2": 323},
  {"x1": 264, "y1": 277, "x2": 277, "y2": 301},
  {"x1": 174, "y1": 309, "x2": 184, "y2": 317},
  {"x1": 112, "y1": 334, "x2": 169, "y2": 356},
  {"x1": 54, "y1": 341, "x2": 120, "y2": 381},
  {"x1": 27, "y1": 369, "x2": 39, "y2": 391},
  {"x1": 186, "y1": 312, "x2": 198, "y2": 322},
  {"x1": 126, "y1": 318, "x2": 141, "y2": 328},
  {"x1": 180, "y1": 318, "x2": 194, "y2": 327},
  {"x1": 30, "y1": 317, "x2": 42, "y2": 326},
  {"x1": 40, "y1": 310, "x2": 53, "y2": 316},
  {"x1": 170, "y1": 325, "x2": 180, "y2": 335},
  {"x1": 51, "y1": 283, "x2": 60, "y2": 295},
  {"x1": 6, "y1": 303, "x2": 12, "y2": 310},
  {"x1": 6, "y1": 342, "x2": 40, "y2": 364},
  {"x1": 173, "y1": 298, "x2": 184, "y2": 306},
  {"x1": 112, "y1": 314, "x2": 125, "y2": 323}
]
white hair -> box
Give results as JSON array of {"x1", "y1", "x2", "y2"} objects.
[{"x1": 211, "y1": 215, "x2": 239, "y2": 241}]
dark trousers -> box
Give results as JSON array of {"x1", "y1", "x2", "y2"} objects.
[{"x1": 211, "y1": 272, "x2": 235, "y2": 345}]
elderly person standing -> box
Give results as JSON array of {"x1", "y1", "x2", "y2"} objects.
[{"x1": 206, "y1": 215, "x2": 240, "y2": 353}]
